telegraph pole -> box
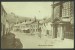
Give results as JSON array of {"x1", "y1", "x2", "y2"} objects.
[
  {"x1": 52, "y1": 1, "x2": 54, "y2": 21},
  {"x1": 38, "y1": 10, "x2": 41, "y2": 38}
]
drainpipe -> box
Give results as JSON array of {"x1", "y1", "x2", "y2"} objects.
[{"x1": 52, "y1": 1, "x2": 54, "y2": 21}]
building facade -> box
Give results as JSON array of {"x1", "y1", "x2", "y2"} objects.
[
  {"x1": 51, "y1": 1, "x2": 74, "y2": 40},
  {"x1": 1, "y1": 4, "x2": 7, "y2": 37},
  {"x1": 39, "y1": 18, "x2": 52, "y2": 37},
  {"x1": 29, "y1": 21, "x2": 39, "y2": 35}
]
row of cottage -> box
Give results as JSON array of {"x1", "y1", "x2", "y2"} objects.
[
  {"x1": 51, "y1": 1, "x2": 74, "y2": 40},
  {"x1": 13, "y1": 17, "x2": 52, "y2": 36}
]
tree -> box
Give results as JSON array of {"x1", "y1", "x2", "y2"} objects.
[{"x1": 6, "y1": 13, "x2": 17, "y2": 31}]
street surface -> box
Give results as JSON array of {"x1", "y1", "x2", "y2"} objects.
[{"x1": 11, "y1": 31, "x2": 74, "y2": 49}]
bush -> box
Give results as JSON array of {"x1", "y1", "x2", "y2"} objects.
[
  {"x1": 1, "y1": 32, "x2": 23, "y2": 49},
  {"x1": 14, "y1": 38, "x2": 23, "y2": 49}
]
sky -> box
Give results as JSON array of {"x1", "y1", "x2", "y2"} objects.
[{"x1": 1, "y1": 2, "x2": 53, "y2": 19}]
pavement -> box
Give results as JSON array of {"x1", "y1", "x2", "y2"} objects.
[{"x1": 10, "y1": 31, "x2": 74, "y2": 49}]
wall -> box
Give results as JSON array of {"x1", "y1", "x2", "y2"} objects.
[{"x1": 1, "y1": 5, "x2": 7, "y2": 37}]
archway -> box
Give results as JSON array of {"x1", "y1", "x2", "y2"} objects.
[{"x1": 53, "y1": 17, "x2": 61, "y2": 38}]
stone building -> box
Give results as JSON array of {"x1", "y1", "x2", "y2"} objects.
[
  {"x1": 1, "y1": 4, "x2": 7, "y2": 37},
  {"x1": 29, "y1": 20, "x2": 39, "y2": 35},
  {"x1": 39, "y1": 18, "x2": 52, "y2": 37},
  {"x1": 51, "y1": 1, "x2": 74, "y2": 40},
  {"x1": 19, "y1": 21, "x2": 32, "y2": 33},
  {"x1": 39, "y1": 20, "x2": 47, "y2": 36}
]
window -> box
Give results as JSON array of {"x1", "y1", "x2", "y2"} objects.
[
  {"x1": 62, "y1": 2, "x2": 71, "y2": 17},
  {"x1": 30, "y1": 19, "x2": 31, "y2": 21},
  {"x1": 36, "y1": 29, "x2": 37, "y2": 31},
  {"x1": 25, "y1": 20, "x2": 26, "y2": 22}
]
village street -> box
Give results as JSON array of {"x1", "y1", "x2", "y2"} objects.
[
  {"x1": 1, "y1": 2, "x2": 74, "y2": 49},
  {"x1": 11, "y1": 31, "x2": 74, "y2": 49}
]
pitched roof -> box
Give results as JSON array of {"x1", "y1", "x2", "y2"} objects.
[
  {"x1": 1, "y1": 4, "x2": 7, "y2": 14},
  {"x1": 39, "y1": 17, "x2": 51, "y2": 24},
  {"x1": 6, "y1": 13, "x2": 17, "y2": 23}
]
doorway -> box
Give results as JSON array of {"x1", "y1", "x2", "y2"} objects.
[
  {"x1": 47, "y1": 30, "x2": 49, "y2": 35},
  {"x1": 54, "y1": 24, "x2": 58, "y2": 38}
]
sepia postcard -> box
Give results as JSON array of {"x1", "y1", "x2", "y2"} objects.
[{"x1": 1, "y1": 1, "x2": 74, "y2": 49}]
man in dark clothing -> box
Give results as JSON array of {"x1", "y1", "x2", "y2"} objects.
[{"x1": 38, "y1": 27, "x2": 42, "y2": 38}]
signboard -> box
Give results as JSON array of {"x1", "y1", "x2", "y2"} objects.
[{"x1": 61, "y1": 17, "x2": 70, "y2": 22}]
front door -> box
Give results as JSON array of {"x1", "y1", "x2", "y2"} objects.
[
  {"x1": 47, "y1": 30, "x2": 49, "y2": 35},
  {"x1": 54, "y1": 25, "x2": 58, "y2": 38}
]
